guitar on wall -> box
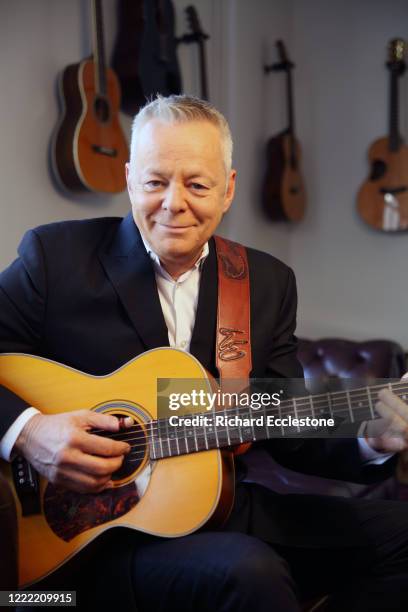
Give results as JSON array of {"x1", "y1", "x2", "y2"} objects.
[
  {"x1": 178, "y1": 5, "x2": 210, "y2": 100},
  {"x1": 357, "y1": 38, "x2": 408, "y2": 231},
  {"x1": 52, "y1": 0, "x2": 128, "y2": 194},
  {"x1": 113, "y1": 0, "x2": 183, "y2": 116},
  {"x1": 262, "y1": 40, "x2": 306, "y2": 222},
  {"x1": 1, "y1": 348, "x2": 407, "y2": 587}
]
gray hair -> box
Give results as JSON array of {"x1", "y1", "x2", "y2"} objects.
[{"x1": 129, "y1": 95, "x2": 233, "y2": 177}]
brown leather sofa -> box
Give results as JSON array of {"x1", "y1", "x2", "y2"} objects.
[{"x1": 297, "y1": 338, "x2": 406, "y2": 383}]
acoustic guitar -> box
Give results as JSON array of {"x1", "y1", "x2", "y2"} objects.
[
  {"x1": 178, "y1": 5, "x2": 210, "y2": 100},
  {"x1": 262, "y1": 40, "x2": 306, "y2": 222},
  {"x1": 1, "y1": 348, "x2": 407, "y2": 587},
  {"x1": 357, "y1": 39, "x2": 408, "y2": 231},
  {"x1": 52, "y1": 0, "x2": 128, "y2": 194}
]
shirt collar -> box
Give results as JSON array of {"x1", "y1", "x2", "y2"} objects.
[{"x1": 140, "y1": 233, "x2": 209, "y2": 282}]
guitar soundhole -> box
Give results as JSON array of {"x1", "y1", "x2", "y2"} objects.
[
  {"x1": 370, "y1": 159, "x2": 387, "y2": 181},
  {"x1": 94, "y1": 96, "x2": 110, "y2": 123},
  {"x1": 96, "y1": 414, "x2": 147, "y2": 481}
]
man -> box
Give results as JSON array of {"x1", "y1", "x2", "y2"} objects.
[{"x1": 1, "y1": 95, "x2": 408, "y2": 611}]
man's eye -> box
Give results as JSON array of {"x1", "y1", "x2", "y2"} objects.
[
  {"x1": 144, "y1": 180, "x2": 163, "y2": 190},
  {"x1": 190, "y1": 183, "x2": 207, "y2": 190}
]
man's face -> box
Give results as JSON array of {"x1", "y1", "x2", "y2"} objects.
[{"x1": 126, "y1": 119, "x2": 235, "y2": 269}]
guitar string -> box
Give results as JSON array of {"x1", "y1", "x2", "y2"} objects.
[
  {"x1": 89, "y1": 382, "x2": 408, "y2": 445},
  {"x1": 98, "y1": 389, "x2": 408, "y2": 460},
  {"x1": 90, "y1": 388, "x2": 408, "y2": 449},
  {"x1": 90, "y1": 398, "x2": 408, "y2": 459}
]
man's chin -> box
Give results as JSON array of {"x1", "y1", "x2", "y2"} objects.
[{"x1": 153, "y1": 236, "x2": 204, "y2": 262}]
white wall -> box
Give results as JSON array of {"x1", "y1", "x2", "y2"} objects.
[
  {"x1": 291, "y1": 0, "x2": 408, "y2": 347},
  {"x1": 1, "y1": 1, "x2": 407, "y2": 348}
]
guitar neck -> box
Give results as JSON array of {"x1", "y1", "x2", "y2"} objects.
[
  {"x1": 389, "y1": 70, "x2": 402, "y2": 151},
  {"x1": 91, "y1": 0, "x2": 107, "y2": 96},
  {"x1": 285, "y1": 69, "x2": 297, "y2": 168},
  {"x1": 148, "y1": 379, "x2": 408, "y2": 459},
  {"x1": 198, "y1": 40, "x2": 208, "y2": 100}
]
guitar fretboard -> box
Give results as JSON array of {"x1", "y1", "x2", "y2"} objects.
[
  {"x1": 143, "y1": 380, "x2": 408, "y2": 460},
  {"x1": 92, "y1": 0, "x2": 107, "y2": 96}
]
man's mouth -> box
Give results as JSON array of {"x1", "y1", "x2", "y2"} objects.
[{"x1": 157, "y1": 223, "x2": 194, "y2": 230}]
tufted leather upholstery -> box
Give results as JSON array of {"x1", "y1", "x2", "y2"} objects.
[
  {"x1": 297, "y1": 338, "x2": 406, "y2": 612},
  {"x1": 297, "y1": 338, "x2": 406, "y2": 384}
]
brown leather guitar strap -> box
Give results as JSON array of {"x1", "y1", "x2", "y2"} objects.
[{"x1": 214, "y1": 236, "x2": 252, "y2": 388}]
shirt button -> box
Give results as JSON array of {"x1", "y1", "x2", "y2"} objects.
[{"x1": 180, "y1": 340, "x2": 187, "y2": 348}]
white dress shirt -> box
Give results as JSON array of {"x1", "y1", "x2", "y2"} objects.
[{"x1": 0, "y1": 237, "x2": 394, "y2": 466}]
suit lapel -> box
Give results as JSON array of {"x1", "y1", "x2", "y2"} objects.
[
  {"x1": 98, "y1": 213, "x2": 169, "y2": 350},
  {"x1": 190, "y1": 237, "x2": 218, "y2": 375}
]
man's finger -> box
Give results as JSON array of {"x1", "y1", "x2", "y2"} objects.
[
  {"x1": 76, "y1": 429, "x2": 131, "y2": 457},
  {"x1": 63, "y1": 448, "x2": 125, "y2": 477},
  {"x1": 374, "y1": 400, "x2": 408, "y2": 441},
  {"x1": 377, "y1": 388, "x2": 408, "y2": 423},
  {"x1": 80, "y1": 410, "x2": 123, "y2": 432},
  {"x1": 55, "y1": 466, "x2": 112, "y2": 494}
]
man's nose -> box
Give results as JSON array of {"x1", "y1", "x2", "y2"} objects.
[{"x1": 161, "y1": 183, "x2": 188, "y2": 212}]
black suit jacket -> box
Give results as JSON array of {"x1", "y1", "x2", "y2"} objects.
[{"x1": 0, "y1": 214, "x2": 395, "y2": 486}]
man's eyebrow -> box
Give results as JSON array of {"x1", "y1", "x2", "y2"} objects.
[
  {"x1": 141, "y1": 168, "x2": 169, "y2": 178},
  {"x1": 185, "y1": 172, "x2": 216, "y2": 184}
]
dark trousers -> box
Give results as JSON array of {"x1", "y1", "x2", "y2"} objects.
[{"x1": 25, "y1": 483, "x2": 408, "y2": 612}]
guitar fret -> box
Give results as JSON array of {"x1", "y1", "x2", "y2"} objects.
[
  {"x1": 278, "y1": 400, "x2": 285, "y2": 436},
  {"x1": 182, "y1": 420, "x2": 189, "y2": 454},
  {"x1": 326, "y1": 392, "x2": 333, "y2": 418},
  {"x1": 367, "y1": 386, "x2": 375, "y2": 419},
  {"x1": 346, "y1": 390, "x2": 354, "y2": 422},
  {"x1": 213, "y1": 413, "x2": 220, "y2": 448},
  {"x1": 225, "y1": 408, "x2": 231, "y2": 445},
  {"x1": 310, "y1": 396, "x2": 315, "y2": 418},
  {"x1": 292, "y1": 398, "x2": 300, "y2": 433},
  {"x1": 165, "y1": 419, "x2": 172, "y2": 457},
  {"x1": 193, "y1": 421, "x2": 199, "y2": 452},
  {"x1": 205, "y1": 416, "x2": 217, "y2": 450},
  {"x1": 149, "y1": 422, "x2": 156, "y2": 460},
  {"x1": 158, "y1": 423, "x2": 164, "y2": 459},
  {"x1": 263, "y1": 403, "x2": 270, "y2": 439},
  {"x1": 203, "y1": 422, "x2": 209, "y2": 450},
  {"x1": 237, "y1": 405, "x2": 244, "y2": 443}
]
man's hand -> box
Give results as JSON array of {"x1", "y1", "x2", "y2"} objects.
[
  {"x1": 14, "y1": 410, "x2": 132, "y2": 494},
  {"x1": 365, "y1": 388, "x2": 408, "y2": 453}
]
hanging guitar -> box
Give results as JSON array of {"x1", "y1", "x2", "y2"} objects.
[
  {"x1": 357, "y1": 39, "x2": 408, "y2": 231},
  {"x1": 112, "y1": 0, "x2": 182, "y2": 116},
  {"x1": 52, "y1": 0, "x2": 128, "y2": 194},
  {"x1": 262, "y1": 40, "x2": 306, "y2": 222},
  {"x1": 178, "y1": 5, "x2": 210, "y2": 100}
]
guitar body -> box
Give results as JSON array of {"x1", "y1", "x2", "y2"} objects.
[
  {"x1": 263, "y1": 132, "x2": 306, "y2": 222},
  {"x1": 52, "y1": 59, "x2": 128, "y2": 194},
  {"x1": 0, "y1": 349, "x2": 234, "y2": 587},
  {"x1": 138, "y1": 0, "x2": 182, "y2": 101},
  {"x1": 357, "y1": 136, "x2": 408, "y2": 231}
]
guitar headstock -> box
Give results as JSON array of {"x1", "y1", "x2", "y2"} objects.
[
  {"x1": 387, "y1": 38, "x2": 406, "y2": 75},
  {"x1": 276, "y1": 40, "x2": 294, "y2": 71},
  {"x1": 185, "y1": 5, "x2": 208, "y2": 41}
]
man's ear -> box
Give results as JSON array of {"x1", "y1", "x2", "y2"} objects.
[
  {"x1": 125, "y1": 162, "x2": 133, "y2": 196},
  {"x1": 223, "y1": 169, "x2": 236, "y2": 213}
]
